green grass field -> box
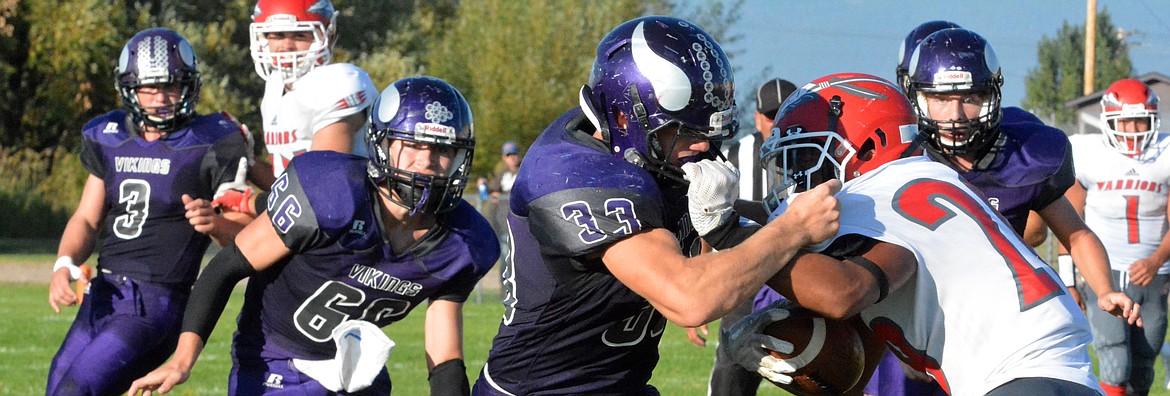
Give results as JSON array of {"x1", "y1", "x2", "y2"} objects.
[
  {"x1": 6, "y1": 248, "x2": 1170, "y2": 395},
  {"x1": 0, "y1": 281, "x2": 809, "y2": 395}
]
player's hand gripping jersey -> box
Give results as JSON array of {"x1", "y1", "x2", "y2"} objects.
[
  {"x1": 1070, "y1": 133, "x2": 1170, "y2": 273},
  {"x1": 261, "y1": 63, "x2": 377, "y2": 174},
  {"x1": 80, "y1": 110, "x2": 249, "y2": 286},
  {"x1": 772, "y1": 156, "x2": 1097, "y2": 396},
  {"x1": 233, "y1": 151, "x2": 498, "y2": 362},
  {"x1": 480, "y1": 108, "x2": 699, "y2": 394}
]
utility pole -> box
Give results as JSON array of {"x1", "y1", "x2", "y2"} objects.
[{"x1": 1084, "y1": 0, "x2": 1097, "y2": 95}]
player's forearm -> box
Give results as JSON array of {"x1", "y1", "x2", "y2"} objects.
[
  {"x1": 1068, "y1": 233, "x2": 1117, "y2": 297},
  {"x1": 1145, "y1": 231, "x2": 1170, "y2": 265},
  {"x1": 683, "y1": 217, "x2": 811, "y2": 323},
  {"x1": 423, "y1": 301, "x2": 464, "y2": 369},
  {"x1": 208, "y1": 212, "x2": 252, "y2": 246},
  {"x1": 702, "y1": 212, "x2": 761, "y2": 250},
  {"x1": 56, "y1": 216, "x2": 98, "y2": 263},
  {"x1": 181, "y1": 243, "x2": 257, "y2": 341},
  {"x1": 167, "y1": 332, "x2": 206, "y2": 372}
]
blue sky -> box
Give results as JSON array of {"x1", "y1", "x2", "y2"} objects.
[{"x1": 719, "y1": 0, "x2": 1170, "y2": 108}]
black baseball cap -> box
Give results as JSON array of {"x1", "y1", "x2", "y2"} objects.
[{"x1": 756, "y1": 78, "x2": 797, "y2": 119}]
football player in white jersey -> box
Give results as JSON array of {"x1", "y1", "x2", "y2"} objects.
[
  {"x1": 215, "y1": 0, "x2": 378, "y2": 217},
  {"x1": 715, "y1": 73, "x2": 1137, "y2": 395},
  {"x1": 1067, "y1": 78, "x2": 1170, "y2": 396}
]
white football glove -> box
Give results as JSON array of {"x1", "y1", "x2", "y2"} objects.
[
  {"x1": 682, "y1": 159, "x2": 739, "y2": 236},
  {"x1": 213, "y1": 158, "x2": 251, "y2": 200},
  {"x1": 721, "y1": 301, "x2": 797, "y2": 384}
]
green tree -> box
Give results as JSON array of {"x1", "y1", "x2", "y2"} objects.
[
  {"x1": 1, "y1": 0, "x2": 128, "y2": 154},
  {"x1": 1023, "y1": 8, "x2": 1132, "y2": 126},
  {"x1": 424, "y1": 0, "x2": 648, "y2": 177},
  {"x1": 425, "y1": 0, "x2": 747, "y2": 177}
]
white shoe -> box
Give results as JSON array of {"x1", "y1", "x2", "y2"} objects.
[{"x1": 1161, "y1": 342, "x2": 1170, "y2": 389}]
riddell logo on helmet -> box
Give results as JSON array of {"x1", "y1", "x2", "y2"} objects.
[
  {"x1": 933, "y1": 71, "x2": 972, "y2": 84},
  {"x1": 414, "y1": 123, "x2": 457, "y2": 142}
]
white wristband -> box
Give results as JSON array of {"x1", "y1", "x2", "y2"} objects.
[
  {"x1": 1057, "y1": 255, "x2": 1075, "y2": 287},
  {"x1": 53, "y1": 256, "x2": 81, "y2": 281}
]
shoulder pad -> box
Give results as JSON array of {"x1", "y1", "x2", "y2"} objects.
[
  {"x1": 81, "y1": 111, "x2": 134, "y2": 147},
  {"x1": 293, "y1": 63, "x2": 379, "y2": 116},
  {"x1": 1001, "y1": 106, "x2": 1043, "y2": 125},
  {"x1": 166, "y1": 113, "x2": 245, "y2": 148},
  {"x1": 994, "y1": 123, "x2": 1069, "y2": 187},
  {"x1": 511, "y1": 108, "x2": 662, "y2": 217},
  {"x1": 268, "y1": 151, "x2": 379, "y2": 250},
  {"x1": 442, "y1": 201, "x2": 501, "y2": 277}
]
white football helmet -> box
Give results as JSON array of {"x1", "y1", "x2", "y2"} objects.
[
  {"x1": 1100, "y1": 78, "x2": 1160, "y2": 156},
  {"x1": 249, "y1": 0, "x2": 336, "y2": 83}
]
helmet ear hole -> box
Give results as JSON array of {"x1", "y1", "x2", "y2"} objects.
[{"x1": 857, "y1": 138, "x2": 876, "y2": 161}]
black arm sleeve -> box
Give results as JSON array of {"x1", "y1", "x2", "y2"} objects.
[
  {"x1": 704, "y1": 213, "x2": 762, "y2": 251},
  {"x1": 428, "y1": 359, "x2": 470, "y2": 396},
  {"x1": 180, "y1": 243, "x2": 258, "y2": 341}
]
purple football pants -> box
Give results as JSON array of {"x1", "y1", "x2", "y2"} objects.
[
  {"x1": 46, "y1": 272, "x2": 187, "y2": 396},
  {"x1": 229, "y1": 357, "x2": 392, "y2": 395}
]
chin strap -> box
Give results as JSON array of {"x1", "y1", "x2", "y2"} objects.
[{"x1": 624, "y1": 148, "x2": 688, "y2": 186}]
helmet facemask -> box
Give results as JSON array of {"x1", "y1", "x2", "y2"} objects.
[
  {"x1": 761, "y1": 130, "x2": 853, "y2": 212},
  {"x1": 1101, "y1": 111, "x2": 1159, "y2": 156},
  {"x1": 1100, "y1": 79, "x2": 1161, "y2": 156},
  {"x1": 367, "y1": 127, "x2": 473, "y2": 216},
  {"x1": 249, "y1": 11, "x2": 335, "y2": 83},
  {"x1": 116, "y1": 28, "x2": 202, "y2": 133},
  {"x1": 637, "y1": 106, "x2": 738, "y2": 185},
  {"x1": 912, "y1": 86, "x2": 1001, "y2": 156},
  {"x1": 760, "y1": 73, "x2": 921, "y2": 213},
  {"x1": 906, "y1": 28, "x2": 1003, "y2": 157},
  {"x1": 365, "y1": 77, "x2": 475, "y2": 216}
]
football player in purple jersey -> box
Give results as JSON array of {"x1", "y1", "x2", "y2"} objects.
[
  {"x1": 472, "y1": 16, "x2": 840, "y2": 395},
  {"x1": 906, "y1": 28, "x2": 1137, "y2": 324},
  {"x1": 46, "y1": 28, "x2": 252, "y2": 395},
  {"x1": 896, "y1": 21, "x2": 1054, "y2": 248},
  {"x1": 130, "y1": 76, "x2": 498, "y2": 396}
]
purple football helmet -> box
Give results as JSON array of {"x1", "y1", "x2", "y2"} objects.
[
  {"x1": 366, "y1": 76, "x2": 474, "y2": 215},
  {"x1": 115, "y1": 28, "x2": 202, "y2": 132},
  {"x1": 896, "y1": 20, "x2": 961, "y2": 93},
  {"x1": 907, "y1": 28, "x2": 1003, "y2": 156},
  {"x1": 579, "y1": 16, "x2": 737, "y2": 184}
]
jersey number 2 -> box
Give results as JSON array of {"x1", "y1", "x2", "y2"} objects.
[{"x1": 895, "y1": 179, "x2": 1062, "y2": 311}]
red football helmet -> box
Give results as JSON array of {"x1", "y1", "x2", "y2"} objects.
[
  {"x1": 1100, "y1": 78, "x2": 1160, "y2": 156},
  {"x1": 762, "y1": 73, "x2": 921, "y2": 210},
  {"x1": 249, "y1": 0, "x2": 337, "y2": 82}
]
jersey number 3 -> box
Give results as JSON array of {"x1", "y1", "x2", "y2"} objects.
[
  {"x1": 895, "y1": 179, "x2": 1063, "y2": 311},
  {"x1": 114, "y1": 179, "x2": 151, "y2": 239}
]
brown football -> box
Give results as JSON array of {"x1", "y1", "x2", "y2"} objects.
[{"x1": 761, "y1": 300, "x2": 865, "y2": 395}]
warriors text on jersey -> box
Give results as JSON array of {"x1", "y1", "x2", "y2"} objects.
[
  {"x1": 477, "y1": 108, "x2": 697, "y2": 395},
  {"x1": 261, "y1": 63, "x2": 377, "y2": 175},
  {"x1": 80, "y1": 110, "x2": 248, "y2": 286},
  {"x1": 232, "y1": 151, "x2": 498, "y2": 363},
  {"x1": 772, "y1": 156, "x2": 1099, "y2": 396},
  {"x1": 1070, "y1": 133, "x2": 1170, "y2": 273},
  {"x1": 925, "y1": 112, "x2": 1074, "y2": 236}
]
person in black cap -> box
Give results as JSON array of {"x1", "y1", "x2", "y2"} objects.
[{"x1": 685, "y1": 77, "x2": 797, "y2": 396}]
